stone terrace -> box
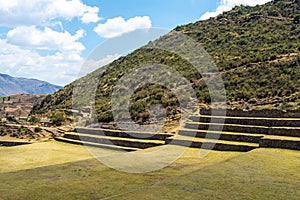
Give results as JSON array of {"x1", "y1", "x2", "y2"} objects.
[{"x1": 55, "y1": 109, "x2": 300, "y2": 152}]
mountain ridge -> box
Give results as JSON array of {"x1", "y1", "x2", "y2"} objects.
[{"x1": 0, "y1": 73, "x2": 62, "y2": 96}]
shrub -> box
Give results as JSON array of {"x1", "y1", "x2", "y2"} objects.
[
  {"x1": 34, "y1": 127, "x2": 42, "y2": 132},
  {"x1": 50, "y1": 113, "x2": 66, "y2": 126},
  {"x1": 29, "y1": 116, "x2": 40, "y2": 123},
  {"x1": 294, "y1": 14, "x2": 300, "y2": 23}
]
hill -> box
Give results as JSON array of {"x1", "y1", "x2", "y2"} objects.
[
  {"x1": 0, "y1": 73, "x2": 62, "y2": 96},
  {"x1": 0, "y1": 94, "x2": 45, "y2": 120},
  {"x1": 31, "y1": 0, "x2": 300, "y2": 124}
]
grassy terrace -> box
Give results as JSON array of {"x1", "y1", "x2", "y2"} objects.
[
  {"x1": 0, "y1": 141, "x2": 299, "y2": 199},
  {"x1": 55, "y1": 137, "x2": 141, "y2": 152}
]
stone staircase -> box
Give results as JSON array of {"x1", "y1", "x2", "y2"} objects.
[
  {"x1": 166, "y1": 111, "x2": 300, "y2": 152},
  {"x1": 55, "y1": 110, "x2": 300, "y2": 152},
  {"x1": 55, "y1": 127, "x2": 173, "y2": 152}
]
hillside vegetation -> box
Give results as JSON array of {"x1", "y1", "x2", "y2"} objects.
[{"x1": 31, "y1": 0, "x2": 300, "y2": 124}]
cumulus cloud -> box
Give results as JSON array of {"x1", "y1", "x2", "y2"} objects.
[
  {"x1": 94, "y1": 16, "x2": 152, "y2": 38},
  {"x1": 0, "y1": 39, "x2": 83, "y2": 85},
  {"x1": 200, "y1": 0, "x2": 272, "y2": 20},
  {"x1": 0, "y1": 0, "x2": 101, "y2": 27},
  {"x1": 7, "y1": 26, "x2": 85, "y2": 52},
  {"x1": 1, "y1": 26, "x2": 86, "y2": 85},
  {"x1": 81, "y1": 6, "x2": 103, "y2": 24},
  {"x1": 0, "y1": 0, "x2": 103, "y2": 85}
]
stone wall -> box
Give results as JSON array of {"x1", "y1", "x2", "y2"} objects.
[
  {"x1": 179, "y1": 130, "x2": 262, "y2": 143},
  {"x1": 185, "y1": 123, "x2": 269, "y2": 134},
  {"x1": 75, "y1": 127, "x2": 172, "y2": 140},
  {"x1": 0, "y1": 141, "x2": 31, "y2": 147},
  {"x1": 189, "y1": 116, "x2": 300, "y2": 127},
  {"x1": 165, "y1": 138, "x2": 256, "y2": 152},
  {"x1": 200, "y1": 108, "x2": 300, "y2": 118},
  {"x1": 63, "y1": 133, "x2": 163, "y2": 149},
  {"x1": 259, "y1": 138, "x2": 300, "y2": 150}
]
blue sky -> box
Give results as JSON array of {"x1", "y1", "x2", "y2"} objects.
[
  {"x1": 0, "y1": 0, "x2": 271, "y2": 86},
  {"x1": 79, "y1": 0, "x2": 217, "y2": 57}
]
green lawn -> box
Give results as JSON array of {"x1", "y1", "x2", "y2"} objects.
[
  {"x1": 0, "y1": 140, "x2": 95, "y2": 173},
  {"x1": 0, "y1": 141, "x2": 299, "y2": 200},
  {"x1": 118, "y1": 148, "x2": 300, "y2": 200}
]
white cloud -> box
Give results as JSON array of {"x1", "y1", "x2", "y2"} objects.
[
  {"x1": 0, "y1": 0, "x2": 103, "y2": 85},
  {"x1": 7, "y1": 26, "x2": 85, "y2": 52},
  {"x1": 200, "y1": 0, "x2": 272, "y2": 20},
  {"x1": 94, "y1": 16, "x2": 152, "y2": 38},
  {"x1": 1, "y1": 26, "x2": 86, "y2": 85},
  {"x1": 0, "y1": 0, "x2": 101, "y2": 27},
  {"x1": 0, "y1": 39, "x2": 83, "y2": 85},
  {"x1": 81, "y1": 6, "x2": 103, "y2": 24}
]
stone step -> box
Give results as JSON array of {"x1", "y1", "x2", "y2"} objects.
[
  {"x1": 0, "y1": 141, "x2": 31, "y2": 147},
  {"x1": 268, "y1": 127, "x2": 300, "y2": 137},
  {"x1": 184, "y1": 122, "x2": 269, "y2": 134},
  {"x1": 189, "y1": 115, "x2": 300, "y2": 127},
  {"x1": 259, "y1": 136, "x2": 300, "y2": 150},
  {"x1": 184, "y1": 122, "x2": 300, "y2": 137},
  {"x1": 165, "y1": 135, "x2": 259, "y2": 152},
  {"x1": 54, "y1": 137, "x2": 140, "y2": 152},
  {"x1": 63, "y1": 132, "x2": 165, "y2": 149},
  {"x1": 179, "y1": 129, "x2": 264, "y2": 143},
  {"x1": 200, "y1": 109, "x2": 300, "y2": 118},
  {"x1": 75, "y1": 127, "x2": 173, "y2": 140}
]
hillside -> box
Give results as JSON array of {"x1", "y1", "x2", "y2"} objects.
[
  {"x1": 0, "y1": 73, "x2": 62, "y2": 96},
  {"x1": 31, "y1": 0, "x2": 300, "y2": 124},
  {"x1": 0, "y1": 94, "x2": 45, "y2": 120}
]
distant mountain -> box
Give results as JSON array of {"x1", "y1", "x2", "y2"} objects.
[{"x1": 0, "y1": 74, "x2": 62, "y2": 96}]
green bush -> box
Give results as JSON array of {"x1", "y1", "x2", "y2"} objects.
[
  {"x1": 294, "y1": 14, "x2": 300, "y2": 23},
  {"x1": 34, "y1": 127, "x2": 42, "y2": 132},
  {"x1": 50, "y1": 113, "x2": 65, "y2": 126}
]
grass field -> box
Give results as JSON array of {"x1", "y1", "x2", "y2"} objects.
[
  {"x1": 0, "y1": 141, "x2": 299, "y2": 199},
  {"x1": 0, "y1": 140, "x2": 95, "y2": 173}
]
